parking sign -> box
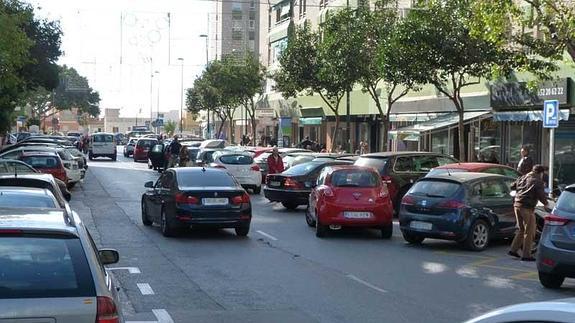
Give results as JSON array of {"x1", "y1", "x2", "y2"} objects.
[{"x1": 543, "y1": 100, "x2": 559, "y2": 128}]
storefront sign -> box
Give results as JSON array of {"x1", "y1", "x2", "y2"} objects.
[
  {"x1": 490, "y1": 78, "x2": 571, "y2": 110},
  {"x1": 256, "y1": 109, "x2": 275, "y2": 118}
]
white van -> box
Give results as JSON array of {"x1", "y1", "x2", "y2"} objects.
[{"x1": 89, "y1": 132, "x2": 117, "y2": 161}]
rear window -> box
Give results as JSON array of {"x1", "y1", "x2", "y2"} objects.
[
  {"x1": 556, "y1": 190, "x2": 575, "y2": 212},
  {"x1": 409, "y1": 180, "x2": 461, "y2": 198},
  {"x1": 0, "y1": 191, "x2": 58, "y2": 208},
  {"x1": 219, "y1": 154, "x2": 253, "y2": 165},
  {"x1": 0, "y1": 162, "x2": 35, "y2": 174},
  {"x1": 331, "y1": 170, "x2": 380, "y2": 188},
  {"x1": 177, "y1": 171, "x2": 237, "y2": 187},
  {"x1": 354, "y1": 157, "x2": 388, "y2": 174},
  {"x1": 283, "y1": 162, "x2": 321, "y2": 176},
  {"x1": 0, "y1": 236, "x2": 95, "y2": 298},
  {"x1": 137, "y1": 140, "x2": 156, "y2": 148},
  {"x1": 92, "y1": 134, "x2": 113, "y2": 143},
  {"x1": 426, "y1": 168, "x2": 466, "y2": 177},
  {"x1": 20, "y1": 156, "x2": 60, "y2": 169}
]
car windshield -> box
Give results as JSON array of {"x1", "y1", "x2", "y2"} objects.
[
  {"x1": 219, "y1": 154, "x2": 253, "y2": 165},
  {"x1": 93, "y1": 134, "x2": 113, "y2": 142},
  {"x1": 556, "y1": 190, "x2": 575, "y2": 213},
  {"x1": 255, "y1": 152, "x2": 271, "y2": 162},
  {"x1": 426, "y1": 168, "x2": 467, "y2": 177},
  {"x1": 177, "y1": 171, "x2": 237, "y2": 187},
  {"x1": 0, "y1": 190, "x2": 59, "y2": 208},
  {"x1": 283, "y1": 162, "x2": 322, "y2": 176},
  {"x1": 354, "y1": 157, "x2": 388, "y2": 174},
  {"x1": 137, "y1": 140, "x2": 156, "y2": 148},
  {"x1": 0, "y1": 162, "x2": 35, "y2": 174},
  {"x1": 331, "y1": 170, "x2": 380, "y2": 187},
  {"x1": 409, "y1": 180, "x2": 461, "y2": 198},
  {"x1": 0, "y1": 236, "x2": 95, "y2": 299},
  {"x1": 20, "y1": 156, "x2": 59, "y2": 169}
]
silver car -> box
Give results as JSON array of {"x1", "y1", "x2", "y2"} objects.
[
  {"x1": 0, "y1": 208, "x2": 123, "y2": 322},
  {"x1": 464, "y1": 298, "x2": 575, "y2": 323},
  {"x1": 537, "y1": 184, "x2": 575, "y2": 288}
]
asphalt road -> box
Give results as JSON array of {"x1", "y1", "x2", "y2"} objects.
[{"x1": 69, "y1": 147, "x2": 575, "y2": 323}]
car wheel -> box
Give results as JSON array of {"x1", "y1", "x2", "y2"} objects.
[
  {"x1": 111, "y1": 155, "x2": 117, "y2": 161},
  {"x1": 253, "y1": 186, "x2": 261, "y2": 194},
  {"x1": 538, "y1": 271, "x2": 564, "y2": 289},
  {"x1": 160, "y1": 208, "x2": 178, "y2": 237},
  {"x1": 402, "y1": 231, "x2": 425, "y2": 244},
  {"x1": 282, "y1": 202, "x2": 299, "y2": 210},
  {"x1": 141, "y1": 201, "x2": 152, "y2": 226},
  {"x1": 381, "y1": 224, "x2": 393, "y2": 239},
  {"x1": 148, "y1": 163, "x2": 153, "y2": 169},
  {"x1": 305, "y1": 206, "x2": 316, "y2": 227},
  {"x1": 316, "y1": 219, "x2": 328, "y2": 238},
  {"x1": 464, "y1": 219, "x2": 490, "y2": 251},
  {"x1": 235, "y1": 225, "x2": 250, "y2": 237}
]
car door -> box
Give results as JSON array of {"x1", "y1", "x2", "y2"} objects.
[
  {"x1": 309, "y1": 169, "x2": 328, "y2": 221},
  {"x1": 478, "y1": 178, "x2": 516, "y2": 236},
  {"x1": 147, "y1": 174, "x2": 166, "y2": 220},
  {"x1": 159, "y1": 171, "x2": 176, "y2": 216}
]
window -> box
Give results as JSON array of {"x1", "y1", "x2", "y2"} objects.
[
  {"x1": 93, "y1": 134, "x2": 113, "y2": 143},
  {"x1": 320, "y1": 0, "x2": 330, "y2": 9},
  {"x1": 299, "y1": 0, "x2": 307, "y2": 17},
  {"x1": 232, "y1": 10, "x2": 242, "y2": 20},
  {"x1": 249, "y1": 10, "x2": 256, "y2": 20},
  {"x1": 20, "y1": 156, "x2": 60, "y2": 169},
  {"x1": 331, "y1": 170, "x2": 379, "y2": 188},
  {"x1": 0, "y1": 190, "x2": 59, "y2": 208},
  {"x1": 355, "y1": 157, "x2": 388, "y2": 174},
  {"x1": 409, "y1": 180, "x2": 461, "y2": 198},
  {"x1": 413, "y1": 156, "x2": 440, "y2": 172},
  {"x1": 270, "y1": 38, "x2": 288, "y2": 64},
  {"x1": 249, "y1": 0, "x2": 256, "y2": 9},
  {"x1": 232, "y1": 30, "x2": 243, "y2": 40},
  {"x1": 161, "y1": 172, "x2": 173, "y2": 189},
  {"x1": 249, "y1": 20, "x2": 255, "y2": 29},
  {"x1": 219, "y1": 154, "x2": 254, "y2": 165},
  {"x1": 284, "y1": 162, "x2": 321, "y2": 176},
  {"x1": 394, "y1": 157, "x2": 413, "y2": 172},
  {"x1": 249, "y1": 31, "x2": 255, "y2": 40},
  {"x1": 317, "y1": 168, "x2": 328, "y2": 186},
  {"x1": 475, "y1": 180, "x2": 508, "y2": 199},
  {"x1": 177, "y1": 171, "x2": 237, "y2": 188},
  {"x1": 275, "y1": 2, "x2": 290, "y2": 24},
  {"x1": 1, "y1": 162, "x2": 35, "y2": 174}
]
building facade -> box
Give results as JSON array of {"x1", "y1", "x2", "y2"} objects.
[{"x1": 214, "y1": 0, "x2": 260, "y2": 60}]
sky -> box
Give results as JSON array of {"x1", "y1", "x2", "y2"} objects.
[{"x1": 32, "y1": 0, "x2": 215, "y2": 118}]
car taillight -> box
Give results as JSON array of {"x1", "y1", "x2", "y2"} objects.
[
  {"x1": 175, "y1": 193, "x2": 199, "y2": 204},
  {"x1": 96, "y1": 296, "x2": 119, "y2": 323},
  {"x1": 231, "y1": 193, "x2": 250, "y2": 205},
  {"x1": 436, "y1": 200, "x2": 466, "y2": 209},
  {"x1": 284, "y1": 178, "x2": 302, "y2": 189},
  {"x1": 251, "y1": 165, "x2": 260, "y2": 171},
  {"x1": 545, "y1": 214, "x2": 569, "y2": 226},
  {"x1": 401, "y1": 195, "x2": 415, "y2": 205}
]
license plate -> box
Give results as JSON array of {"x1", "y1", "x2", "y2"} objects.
[
  {"x1": 410, "y1": 221, "x2": 432, "y2": 230},
  {"x1": 269, "y1": 181, "x2": 280, "y2": 187},
  {"x1": 202, "y1": 198, "x2": 228, "y2": 205},
  {"x1": 344, "y1": 211, "x2": 372, "y2": 219}
]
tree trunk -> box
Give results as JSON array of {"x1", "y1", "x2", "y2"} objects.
[
  {"x1": 217, "y1": 114, "x2": 226, "y2": 139},
  {"x1": 250, "y1": 100, "x2": 257, "y2": 144},
  {"x1": 457, "y1": 109, "x2": 466, "y2": 161},
  {"x1": 382, "y1": 115, "x2": 390, "y2": 152},
  {"x1": 229, "y1": 115, "x2": 235, "y2": 144},
  {"x1": 331, "y1": 113, "x2": 340, "y2": 152}
]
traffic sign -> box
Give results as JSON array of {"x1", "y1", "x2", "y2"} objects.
[{"x1": 543, "y1": 100, "x2": 559, "y2": 128}]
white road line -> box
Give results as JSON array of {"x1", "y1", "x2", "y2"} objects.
[
  {"x1": 108, "y1": 266, "x2": 141, "y2": 274},
  {"x1": 126, "y1": 321, "x2": 156, "y2": 323},
  {"x1": 153, "y1": 309, "x2": 175, "y2": 323},
  {"x1": 137, "y1": 283, "x2": 155, "y2": 295},
  {"x1": 346, "y1": 274, "x2": 388, "y2": 294},
  {"x1": 256, "y1": 230, "x2": 278, "y2": 241}
]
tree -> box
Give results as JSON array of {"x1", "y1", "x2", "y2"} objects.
[
  {"x1": 237, "y1": 54, "x2": 266, "y2": 141},
  {"x1": 52, "y1": 65, "x2": 101, "y2": 117},
  {"x1": 400, "y1": 0, "x2": 511, "y2": 161},
  {"x1": 163, "y1": 120, "x2": 176, "y2": 136}
]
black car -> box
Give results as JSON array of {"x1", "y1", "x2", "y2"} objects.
[
  {"x1": 355, "y1": 152, "x2": 458, "y2": 214},
  {"x1": 399, "y1": 172, "x2": 516, "y2": 251},
  {"x1": 148, "y1": 143, "x2": 167, "y2": 172},
  {"x1": 141, "y1": 168, "x2": 252, "y2": 237},
  {"x1": 264, "y1": 160, "x2": 352, "y2": 210}
]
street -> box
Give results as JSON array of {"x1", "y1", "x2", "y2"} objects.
[{"x1": 72, "y1": 147, "x2": 575, "y2": 323}]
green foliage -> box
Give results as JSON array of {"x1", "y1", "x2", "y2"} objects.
[
  {"x1": 163, "y1": 120, "x2": 176, "y2": 136},
  {"x1": 53, "y1": 66, "x2": 101, "y2": 117}
]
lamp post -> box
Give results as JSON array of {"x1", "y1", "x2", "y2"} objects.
[
  {"x1": 199, "y1": 34, "x2": 209, "y2": 138},
  {"x1": 177, "y1": 57, "x2": 184, "y2": 133},
  {"x1": 154, "y1": 70, "x2": 160, "y2": 134}
]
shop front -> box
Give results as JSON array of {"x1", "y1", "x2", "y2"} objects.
[{"x1": 298, "y1": 107, "x2": 325, "y2": 148}]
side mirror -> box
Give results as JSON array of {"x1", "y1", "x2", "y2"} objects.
[
  {"x1": 144, "y1": 181, "x2": 154, "y2": 188},
  {"x1": 98, "y1": 249, "x2": 119, "y2": 265}
]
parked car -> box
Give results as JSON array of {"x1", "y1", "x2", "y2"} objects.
[
  {"x1": 427, "y1": 162, "x2": 521, "y2": 178},
  {"x1": 0, "y1": 160, "x2": 71, "y2": 201},
  {"x1": 17, "y1": 151, "x2": 68, "y2": 184},
  {"x1": 355, "y1": 152, "x2": 458, "y2": 214},
  {"x1": 264, "y1": 160, "x2": 352, "y2": 210},
  {"x1": 0, "y1": 174, "x2": 72, "y2": 206},
  {"x1": 210, "y1": 151, "x2": 262, "y2": 194},
  {"x1": 141, "y1": 168, "x2": 252, "y2": 237},
  {"x1": 196, "y1": 148, "x2": 221, "y2": 166},
  {"x1": 0, "y1": 209, "x2": 123, "y2": 322},
  {"x1": 124, "y1": 138, "x2": 138, "y2": 157},
  {"x1": 148, "y1": 143, "x2": 167, "y2": 171},
  {"x1": 537, "y1": 184, "x2": 575, "y2": 289},
  {"x1": 89, "y1": 132, "x2": 117, "y2": 161},
  {"x1": 0, "y1": 187, "x2": 60, "y2": 209},
  {"x1": 464, "y1": 298, "x2": 575, "y2": 323},
  {"x1": 133, "y1": 138, "x2": 158, "y2": 162},
  {"x1": 255, "y1": 148, "x2": 312, "y2": 183},
  {"x1": 288, "y1": 153, "x2": 357, "y2": 169},
  {"x1": 307, "y1": 165, "x2": 394, "y2": 238},
  {"x1": 399, "y1": 172, "x2": 517, "y2": 251},
  {"x1": 199, "y1": 139, "x2": 227, "y2": 149}
]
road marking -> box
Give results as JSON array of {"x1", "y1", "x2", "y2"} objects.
[
  {"x1": 108, "y1": 266, "x2": 141, "y2": 274},
  {"x1": 346, "y1": 274, "x2": 388, "y2": 294},
  {"x1": 153, "y1": 309, "x2": 175, "y2": 323},
  {"x1": 256, "y1": 230, "x2": 278, "y2": 241},
  {"x1": 509, "y1": 271, "x2": 539, "y2": 281},
  {"x1": 137, "y1": 283, "x2": 155, "y2": 295}
]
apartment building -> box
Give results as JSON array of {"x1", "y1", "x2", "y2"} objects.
[{"x1": 213, "y1": 0, "x2": 260, "y2": 60}]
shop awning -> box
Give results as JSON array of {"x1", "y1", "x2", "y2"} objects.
[
  {"x1": 299, "y1": 106, "x2": 324, "y2": 118},
  {"x1": 389, "y1": 113, "x2": 448, "y2": 122},
  {"x1": 493, "y1": 109, "x2": 570, "y2": 122},
  {"x1": 389, "y1": 111, "x2": 491, "y2": 141},
  {"x1": 299, "y1": 117, "x2": 322, "y2": 126}
]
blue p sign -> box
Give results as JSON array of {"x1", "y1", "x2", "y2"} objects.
[{"x1": 543, "y1": 100, "x2": 559, "y2": 128}]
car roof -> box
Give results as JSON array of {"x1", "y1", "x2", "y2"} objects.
[
  {"x1": 92, "y1": 132, "x2": 114, "y2": 135},
  {"x1": 434, "y1": 162, "x2": 512, "y2": 171},
  {"x1": 360, "y1": 151, "x2": 450, "y2": 158},
  {"x1": 326, "y1": 165, "x2": 378, "y2": 172},
  {"x1": 19, "y1": 151, "x2": 60, "y2": 157},
  {"x1": 173, "y1": 167, "x2": 229, "y2": 176},
  {"x1": 565, "y1": 184, "x2": 575, "y2": 192},
  {"x1": 465, "y1": 298, "x2": 575, "y2": 323},
  {"x1": 0, "y1": 208, "x2": 77, "y2": 235},
  {"x1": 422, "y1": 172, "x2": 509, "y2": 183}
]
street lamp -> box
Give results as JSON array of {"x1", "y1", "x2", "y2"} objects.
[
  {"x1": 177, "y1": 58, "x2": 184, "y2": 133},
  {"x1": 154, "y1": 70, "x2": 160, "y2": 134},
  {"x1": 199, "y1": 34, "x2": 210, "y2": 138}
]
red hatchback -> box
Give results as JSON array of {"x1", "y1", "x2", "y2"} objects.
[
  {"x1": 306, "y1": 165, "x2": 393, "y2": 238},
  {"x1": 18, "y1": 151, "x2": 68, "y2": 183}
]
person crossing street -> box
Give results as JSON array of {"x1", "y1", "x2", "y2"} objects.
[{"x1": 167, "y1": 135, "x2": 182, "y2": 168}]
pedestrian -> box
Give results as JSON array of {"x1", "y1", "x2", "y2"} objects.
[
  {"x1": 267, "y1": 147, "x2": 284, "y2": 175},
  {"x1": 179, "y1": 145, "x2": 189, "y2": 167},
  {"x1": 167, "y1": 135, "x2": 182, "y2": 168},
  {"x1": 300, "y1": 136, "x2": 313, "y2": 149},
  {"x1": 508, "y1": 165, "x2": 550, "y2": 261},
  {"x1": 517, "y1": 146, "x2": 534, "y2": 176}
]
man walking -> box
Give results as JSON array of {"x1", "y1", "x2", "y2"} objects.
[
  {"x1": 167, "y1": 135, "x2": 182, "y2": 168},
  {"x1": 517, "y1": 146, "x2": 534, "y2": 176},
  {"x1": 508, "y1": 165, "x2": 549, "y2": 261}
]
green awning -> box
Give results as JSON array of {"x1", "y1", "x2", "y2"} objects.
[
  {"x1": 300, "y1": 107, "x2": 325, "y2": 117},
  {"x1": 299, "y1": 117, "x2": 322, "y2": 125}
]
